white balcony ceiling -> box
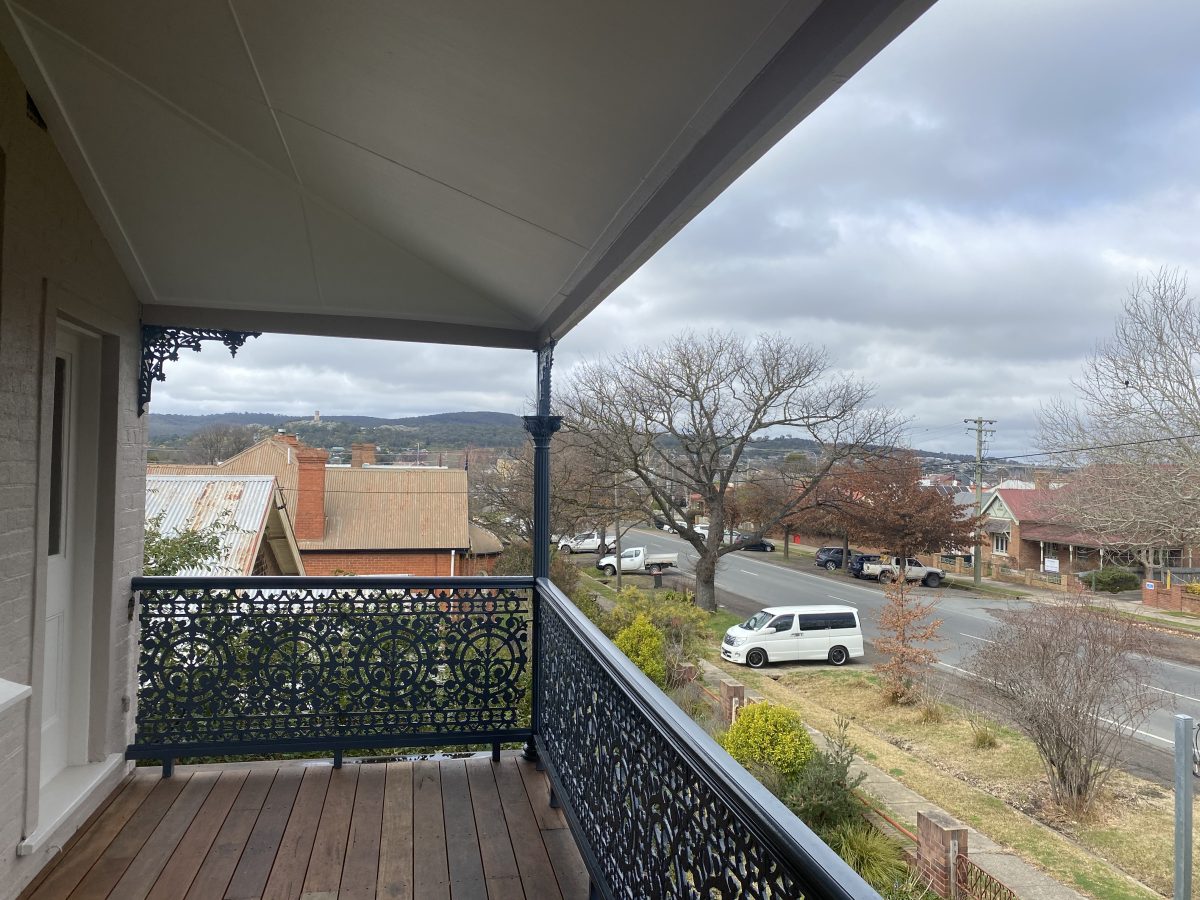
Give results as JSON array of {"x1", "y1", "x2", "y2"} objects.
[{"x1": 1, "y1": 0, "x2": 932, "y2": 348}]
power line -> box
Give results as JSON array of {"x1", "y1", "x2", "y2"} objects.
[{"x1": 984, "y1": 431, "x2": 1200, "y2": 463}]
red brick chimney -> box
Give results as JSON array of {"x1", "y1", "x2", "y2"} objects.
[
  {"x1": 273, "y1": 430, "x2": 299, "y2": 446},
  {"x1": 295, "y1": 447, "x2": 329, "y2": 540},
  {"x1": 350, "y1": 442, "x2": 377, "y2": 468}
]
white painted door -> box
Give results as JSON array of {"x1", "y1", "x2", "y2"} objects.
[{"x1": 41, "y1": 327, "x2": 97, "y2": 787}]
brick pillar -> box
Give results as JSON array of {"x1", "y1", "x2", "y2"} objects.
[
  {"x1": 295, "y1": 447, "x2": 329, "y2": 540},
  {"x1": 719, "y1": 679, "x2": 744, "y2": 725},
  {"x1": 917, "y1": 811, "x2": 969, "y2": 899}
]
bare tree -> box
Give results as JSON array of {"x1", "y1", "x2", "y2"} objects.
[
  {"x1": 184, "y1": 423, "x2": 259, "y2": 464},
  {"x1": 559, "y1": 330, "x2": 900, "y2": 611},
  {"x1": 1038, "y1": 268, "x2": 1200, "y2": 574},
  {"x1": 970, "y1": 598, "x2": 1155, "y2": 817},
  {"x1": 471, "y1": 439, "x2": 643, "y2": 548}
]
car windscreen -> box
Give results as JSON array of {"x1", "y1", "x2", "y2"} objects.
[{"x1": 742, "y1": 611, "x2": 772, "y2": 631}]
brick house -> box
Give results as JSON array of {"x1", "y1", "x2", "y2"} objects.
[{"x1": 149, "y1": 436, "x2": 501, "y2": 576}]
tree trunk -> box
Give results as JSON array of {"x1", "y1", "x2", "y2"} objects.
[
  {"x1": 783, "y1": 525, "x2": 791, "y2": 559},
  {"x1": 841, "y1": 533, "x2": 849, "y2": 573},
  {"x1": 694, "y1": 551, "x2": 718, "y2": 611}
]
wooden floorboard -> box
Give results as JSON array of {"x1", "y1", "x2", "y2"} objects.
[
  {"x1": 21, "y1": 754, "x2": 588, "y2": 900},
  {"x1": 184, "y1": 767, "x2": 276, "y2": 900},
  {"x1": 493, "y1": 758, "x2": 562, "y2": 900},
  {"x1": 377, "y1": 762, "x2": 414, "y2": 900},
  {"x1": 25, "y1": 770, "x2": 159, "y2": 900},
  {"x1": 224, "y1": 765, "x2": 304, "y2": 900},
  {"x1": 111, "y1": 771, "x2": 220, "y2": 900},
  {"x1": 340, "y1": 763, "x2": 386, "y2": 900},
  {"x1": 260, "y1": 765, "x2": 330, "y2": 900},
  {"x1": 145, "y1": 770, "x2": 249, "y2": 900},
  {"x1": 412, "y1": 761, "x2": 450, "y2": 900},
  {"x1": 301, "y1": 764, "x2": 358, "y2": 898},
  {"x1": 67, "y1": 773, "x2": 190, "y2": 900}
]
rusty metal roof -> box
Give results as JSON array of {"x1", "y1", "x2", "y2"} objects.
[
  {"x1": 149, "y1": 438, "x2": 470, "y2": 551},
  {"x1": 144, "y1": 475, "x2": 276, "y2": 575}
]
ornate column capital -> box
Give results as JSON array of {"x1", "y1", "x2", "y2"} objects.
[{"x1": 523, "y1": 415, "x2": 562, "y2": 442}]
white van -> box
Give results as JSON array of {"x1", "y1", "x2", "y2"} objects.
[{"x1": 721, "y1": 605, "x2": 863, "y2": 668}]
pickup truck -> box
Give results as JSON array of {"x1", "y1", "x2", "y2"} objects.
[
  {"x1": 596, "y1": 547, "x2": 679, "y2": 576},
  {"x1": 860, "y1": 556, "x2": 945, "y2": 587},
  {"x1": 557, "y1": 531, "x2": 611, "y2": 554}
]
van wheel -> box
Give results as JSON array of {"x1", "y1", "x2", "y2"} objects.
[
  {"x1": 828, "y1": 646, "x2": 849, "y2": 666},
  {"x1": 603, "y1": 565, "x2": 616, "y2": 577},
  {"x1": 746, "y1": 649, "x2": 768, "y2": 669},
  {"x1": 824, "y1": 561, "x2": 837, "y2": 572},
  {"x1": 923, "y1": 573, "x2": 942, "y2": 588}
]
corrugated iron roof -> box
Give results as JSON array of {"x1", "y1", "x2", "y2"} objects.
[{"x1": 145, "y1": 475, "x2": 276, "y2": 575}]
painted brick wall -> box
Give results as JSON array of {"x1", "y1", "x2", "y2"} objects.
[{"x1": 0, "y1": 41, "x2": 143, "y2": 896}]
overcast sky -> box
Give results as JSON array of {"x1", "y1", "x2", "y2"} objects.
[{"x1": 151, "y1": 0, "x2": 1200, "y2": 458}]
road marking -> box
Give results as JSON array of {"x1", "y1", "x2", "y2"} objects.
[
  {"x1": 936, "y1": 662, "x2": 979, "y2": 679},
  {"x1": 960, "y1": 633, "x2": 994, "y2": 643},
  {"x1": 827, "y1": 595, "x2": 855, "y2": 605},
  {"x1": 1145, "y1": 684, "x2": 1200, "y2": 704},
  {"x1": 1097, "y1": 716, "x2": 1173, "y2": 747},
  {"x1": 739, "y1": 569, "x2": 760, "y2": 577}
]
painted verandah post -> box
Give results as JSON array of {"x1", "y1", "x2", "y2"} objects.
[{"x1": 523, "y1": 341, "x2": 560, "y2": 761}]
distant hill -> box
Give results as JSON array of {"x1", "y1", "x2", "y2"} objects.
[{"x1": 148, "y1": 410, "x2": 527, "y2": 450}]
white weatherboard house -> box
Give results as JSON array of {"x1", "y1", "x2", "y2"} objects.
[{"x1": 0, "y1": 3, "x2": 933, "y2": 897}]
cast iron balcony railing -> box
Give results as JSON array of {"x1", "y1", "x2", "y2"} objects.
[{"x1": 128, "y1": 575, "x2": 876, "y2": 899}]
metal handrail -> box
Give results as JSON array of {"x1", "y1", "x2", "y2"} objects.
[{"x1": 535, "y1": 577, "x2": 879, "y2": 900}]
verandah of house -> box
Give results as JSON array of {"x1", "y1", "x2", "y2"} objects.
[{"x1": 0, "y1": 2, "x2": 936, "y2": 897}]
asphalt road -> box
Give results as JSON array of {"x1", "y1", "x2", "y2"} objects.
[{"x1": 607, "y1": 528, "x2": 1200, "y2": 774}]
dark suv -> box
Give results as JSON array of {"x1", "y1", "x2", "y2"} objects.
[
  {"x1": 814, "y1": 546, "x2": 857, "y2": 571},
  {"x1": 848, "y1": 553, "x2": 881, "y2": 579}
]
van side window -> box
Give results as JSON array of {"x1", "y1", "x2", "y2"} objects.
[
  {"x1": 768, "y1": 614, "x2": 794, "y2": 631},
  {"x1": 827, "y1": 613, "x2": 856, "y2": 629},
  {"x1": 797, "y1": 614, "x2": 830, "y2": 630}
]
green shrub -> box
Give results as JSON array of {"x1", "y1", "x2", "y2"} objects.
[
  {"x1": 570, "y1": 591, "x2": 615, "y2": 636},
  {"x1": 824, "y1": 822, "x2": 909, "y2": 891},
  {"x1": 1185, "y1": 582, "x2": 1200, "y2": 597},
  {"x1": 722, "y1": 702, "x2": 815, "y2": 785},
  {"x1": 610, "y1": 586, "x2": 708, "y2": 685},
  {"x1": 614, "y1": 614, "x2": 667, "y2": 687},
  {"x1": 1085, "y1": 567, "x2": 1141, "y2": 593},
  {"x1": 786, "y1": 717, "x2": 865, "y2": 832}
]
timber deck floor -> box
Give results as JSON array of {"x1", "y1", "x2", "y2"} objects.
[{"x1": 20, "y1": 752, "x2": 589, "y2": 900}]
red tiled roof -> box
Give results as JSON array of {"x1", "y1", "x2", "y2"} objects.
[{"x1": 993, "y1": 488, "x2": 1060, "y2": 522}]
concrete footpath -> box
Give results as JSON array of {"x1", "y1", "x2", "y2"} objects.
[{"x1": 697, "y1": 659, "x2": 1089, "y2": 900}]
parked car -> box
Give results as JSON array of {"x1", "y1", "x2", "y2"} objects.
[
  {"x1": 814, "y1": 546, "x2": 858, "y2": 571},
  {"x1": 848, "y1": 553, "x2": 881, "y2": 578},
  {"x1": 596, "y1": 546, "x2": 679, "y2": 576},
  {"x1": 860, "y1": 556, "x2": 946, "y2": 587},
  {"x1": 721, "y1": 605, "x2": 863, "y2": 668},
  {"x1": 739, "y1": 539, "x2": 776, "y2": 552},
  {"x1": 557, "y1": 532, "x2": 611, "y2": 554}
]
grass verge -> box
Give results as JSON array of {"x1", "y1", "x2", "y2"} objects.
[{"x1": 710, "y1": 662, "x2": 1192, "y2": 899}]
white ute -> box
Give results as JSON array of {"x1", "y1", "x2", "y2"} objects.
[
  {"x1": 860, "y1": 556, "x2": 945, "y2": 587},
  {"x1": 722, "y1": 606, "x2": 863, "y2": 668},
  {"x1": 596, "y1": 546, "x2": 678, "y2": 576}
]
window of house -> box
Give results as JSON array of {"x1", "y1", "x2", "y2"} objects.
[{"x1": 993, "y1": 532, "x2": 1009, "y2": 555}]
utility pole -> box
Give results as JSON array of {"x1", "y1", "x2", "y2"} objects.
[{"x1": 964, "y1": 417, "x2": 996, "y2": 586}]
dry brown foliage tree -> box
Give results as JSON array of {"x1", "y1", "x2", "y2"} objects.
[
  {"x1": 558, "y1": 330, "x2": 900, "y2": 611},
  {"x1": 872, "y1": 577, "x2": 942, "y2": 704},
  {"x1": 183, "y1": 423, "x2": 259, "y2": 464},
  {"x1": 969, "y1": 598, "x2": 1155, "y2": 816},
  {"x1": 1038, "y1": 268, "x2": 1200, "y2": 574}
]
